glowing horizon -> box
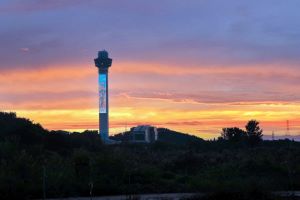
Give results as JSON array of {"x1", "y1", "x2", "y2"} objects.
[{"x1": 1, "y1": 0, "x2": 300, "y2": 139}]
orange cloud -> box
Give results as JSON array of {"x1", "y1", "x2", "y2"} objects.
[{"x1": 1, "y1": 61, "x2": 300, "y2": 139}]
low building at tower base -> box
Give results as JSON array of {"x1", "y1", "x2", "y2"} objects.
[{"x1": 130, "y1": 125, "x2": 158, "y2": 143}]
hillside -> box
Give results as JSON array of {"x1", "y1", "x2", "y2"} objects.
[
  {"x1": 157, "y1": 128, "x2": 204, "y2": 145},
  {"x1": 110, "y1": 128, "x2": 204, "y2": 145}
]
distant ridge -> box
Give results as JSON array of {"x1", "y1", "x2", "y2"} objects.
[
  {"x1": 264, "y1": 134, "x2": 300, "y2": 141},
  {"x1": 110, "y1": 127, "x2": 204, "y2": 145},
  {"x1": 157, "y1": 128, "x2": 204, "y2": 145}
]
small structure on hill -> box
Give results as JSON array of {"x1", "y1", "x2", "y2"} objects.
[{"x1": 131, "y1": 125, "x2": 158, "y2": 143}]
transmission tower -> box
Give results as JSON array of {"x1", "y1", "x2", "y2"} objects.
[{"x1": 286, "y1": 120, "x2": 290, "y2": 137}]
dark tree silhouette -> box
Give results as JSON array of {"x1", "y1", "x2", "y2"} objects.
[
  {"x1": 221, "y1": 127, "x2": 247, "y2": 142},
  {"x1": 245, "y1": 120, "x2": 263, "y2": 145}
]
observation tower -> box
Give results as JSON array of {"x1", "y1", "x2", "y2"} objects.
[{"x1": 94, "y1": 50, "x2": 112, "y2": 142}]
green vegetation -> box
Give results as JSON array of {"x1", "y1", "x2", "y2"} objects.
[{"x1": 0, "y1": 112, "x2": 299, "y2": 199}]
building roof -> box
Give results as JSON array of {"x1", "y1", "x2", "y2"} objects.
[{"x1": 133, "y1": 125, "x2": 152, "y2": 132}]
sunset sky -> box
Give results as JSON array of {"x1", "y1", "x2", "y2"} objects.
[{"x1": 1, "y1": 0, "x2": 300, "y2": 139}]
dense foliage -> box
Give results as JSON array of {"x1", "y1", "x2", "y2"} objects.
[{"x1": 0, "y1": 112, "x2": 299, "y2": 199}]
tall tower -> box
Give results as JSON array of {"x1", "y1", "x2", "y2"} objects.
[{"x1": 94, "y1": 50, "x2": 112, "y2": 142}]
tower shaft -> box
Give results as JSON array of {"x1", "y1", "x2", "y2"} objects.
[{"x1": 99, "y1": 72, "x2": 109, "y2": 140}]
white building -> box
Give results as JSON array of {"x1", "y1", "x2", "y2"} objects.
[{"x1": 131, "y1": 125, "x2": 158, "y2": 143}]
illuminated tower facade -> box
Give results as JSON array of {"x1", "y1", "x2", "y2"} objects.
[{"x1": 94, "y1": 50, "x2": 112, "y2": 142}]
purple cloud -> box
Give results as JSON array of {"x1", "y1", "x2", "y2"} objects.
[{"x1": 1, "y1": 0, "x2": 300, "y2": 70}]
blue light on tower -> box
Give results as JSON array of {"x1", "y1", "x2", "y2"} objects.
[{"x1": 99, "y1": 74, "x2": 107, "y2": 114}]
